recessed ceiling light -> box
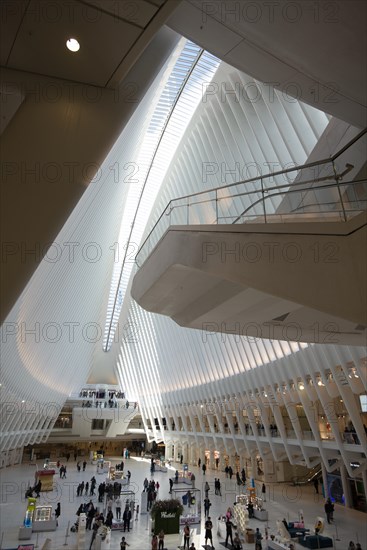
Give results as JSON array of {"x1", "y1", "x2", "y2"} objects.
[{"x1": 66, "y1": 38, "x2": 80, "y2": 52}]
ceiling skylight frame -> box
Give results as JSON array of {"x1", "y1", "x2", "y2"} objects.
[{"x1": 103, "y1": 41, "x2": 221, "y2": 351}]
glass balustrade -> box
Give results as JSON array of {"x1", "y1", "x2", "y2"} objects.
[{"x1": 136, "y1": 129, "x2": 367, "y2": 267}]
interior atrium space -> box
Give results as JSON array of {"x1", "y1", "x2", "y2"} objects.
[{"x1": 0, "y1": 1, "x2": 366, "y2": 549}]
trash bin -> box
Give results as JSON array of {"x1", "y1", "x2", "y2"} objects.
[{"x1": 246, "y1": 528, "x2": 255, "y2": 543}]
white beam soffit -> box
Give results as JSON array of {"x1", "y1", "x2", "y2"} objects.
[{"x1": 103, "y1": 39, "x2": 220, "y2": 351}]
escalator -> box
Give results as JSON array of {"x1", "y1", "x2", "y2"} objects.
[{"x1": 291, "y1": 465, "x2": 322, "y2": 486}]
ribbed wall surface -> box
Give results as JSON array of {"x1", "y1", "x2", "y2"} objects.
[
  {"x1": 0, "y1": 47, "x2": 181, "y2": 453},
  {"x1": 113, "y1": 57, "x2": 366, "y2": 477},
  {"x1": 112, "y1": 59, "x2": 345, "y2": 440}
]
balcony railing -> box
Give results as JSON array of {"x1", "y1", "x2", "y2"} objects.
[{"x1": 136, "y1": 128, "x2": 367, "y2": 267}]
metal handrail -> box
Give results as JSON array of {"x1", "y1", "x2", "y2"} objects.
[
  {"x1": 233, "y1": 178, "x2": 366, "y2": 222},
  {"x1": 135, "y1": 128, "x2": 367, "y2": 266},
  {"x1": 160, "y1": 127, "x2": 366, "y2": 204}
]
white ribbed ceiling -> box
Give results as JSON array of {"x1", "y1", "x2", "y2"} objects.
[
  {"x1": 2, "y1": 34, "x2": 363, "y2": 454},
  {"x1": 111, "y1": 48, "x2": 336, "y2": 440}
]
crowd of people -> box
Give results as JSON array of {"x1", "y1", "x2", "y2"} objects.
[
  {"x1": 143, "y1": 477, "x2": 160, "y2": 510},
  {"x1": 80, "y1": 398, "x2": 138, "y2": 409},
  {"x1": 81, "y1": 400, "x2": 118, "y2": 408},
  {"x1": 33, "y1": 447, "x2": 362, "y2": 550}
]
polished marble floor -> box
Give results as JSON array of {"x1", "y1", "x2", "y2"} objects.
[{"x1": 0, "y1": 455, "x2": 365, "y2": 550}]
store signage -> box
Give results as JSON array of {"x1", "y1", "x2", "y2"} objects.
[
  {"x1": 179, "y1": 516, "x2": 200, "y2": 524},
  {"x1": 160, "y1": 512, "x2": 176, "y2": 519}
]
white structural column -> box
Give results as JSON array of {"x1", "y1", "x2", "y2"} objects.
[
  {"x1": 250, "y1": 456, "x2": 257, "y2": 483},
  {"x1": 321, "y1": 462, "x2": 330, "y2": 499},
  {"x1": 166, "y1": 443, "x2": 173, "y2": 461}
]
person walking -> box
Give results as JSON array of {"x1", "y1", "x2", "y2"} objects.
[
  {"x1": 204, "y1": 497, "x2": 211, "y2": 518},
  {"x1": 115, "y1": 496, "x2": 122, "y2": 520},
  {"x1": 225, "y1": 517, "x2": 234, "y2": 547},
  {"x1": 120, "y1": 536, "x2": 130, "y2": 550},
  {"x1": 89, "y1": 518, "x2": 102, "y2": 550},
  {"x1": 183, "y1": 522, "x2": 190, "y2": 549},
  {"x1": 86, "y1": 503, "x2": 95, "y2": 530},
  {"x1": 158, "y1": 529, "x2": 165, "y2": 550},
  {"x1": 55, "y1": 502, "x2": 61, "y2": 526},
  {"x1": 262, "y1": 482, "x2": 266, "y2": 502},
  {"x1": 313, "y1": 478, "x2": 319, "y2": 494},
  {"x1": 205, "y1": 516, "x2": 214, "y2": 549},
  {"x1": 202, "y1": 463, "x2": 206, "y2": 475},
  {"x1": 217, "y1": 478, "x2": 221, "y2": 496},
  {"x1": 105, "y1": 509, "x2": 113, "y2": 528},
  {"x1": 151, "y1": 534, "x2": 158, "y2": 550},
  {"x1": 34, "y1": 480, "x2": 42, "y2": 497},
  {"x1": 324, "y1": 498, "x2": 334, "y2": 523},
  {"x1": 255, "y1": 527, "x2": 263, "y2": 547},
  {"x1": 123, "y1": 505, "x2": 132, "y2": 532}
]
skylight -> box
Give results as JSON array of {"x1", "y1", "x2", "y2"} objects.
[{"x1": 103, "y1": 39, "x2": 220, "y2": 351}]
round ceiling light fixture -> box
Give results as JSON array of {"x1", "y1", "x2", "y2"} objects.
[{"x1": 66, "y1": 38, "x2": 80, "y2": 52}]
